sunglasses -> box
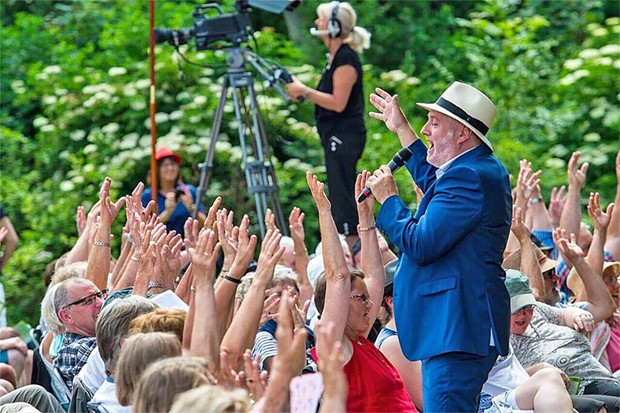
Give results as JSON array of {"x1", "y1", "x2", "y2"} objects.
[
  {"x1": 542, "y1": 269, "x2": 557, "y2": 280},
  {"x1": 350, "y1": 293, "x2": 372, "y2": 304},
  {"x1": 62, "y1": 289, "x2": 108, "y2": 310}
]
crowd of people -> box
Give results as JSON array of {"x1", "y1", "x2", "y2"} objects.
[{"x1": 1, "y1": 1, "x2": 620, "y2": 412}]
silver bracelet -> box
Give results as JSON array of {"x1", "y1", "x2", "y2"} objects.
[
  {"x1": 93, "y1": 241, "x2": 111, "y2": 247},
  {"x1": 148, "y1": 281, "x2": 165, "y2": 291}
]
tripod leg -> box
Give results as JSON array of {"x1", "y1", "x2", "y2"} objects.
[
  {"x1": 194, "y1": 77, "x2": 229, "y2": 218},
  {"x1": 247, "y1": 82, "x2": 288, "y2": 235},
  {"x1": 230, "y1": 74, "x2": 287, "y2": 238}
]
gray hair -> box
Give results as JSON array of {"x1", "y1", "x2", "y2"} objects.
[
  {"x1": 42, "y1": 278, "x2": 98, "y2": 334},
  {"x1": 40, "y1": 283, "x2": 64, "y2": 335},
  {"x1": 268, "y1": 265, "x2": 300, "y2": 292},
  {"x1": 96, "y1": 296, "x2": 159, "y2": 376}
]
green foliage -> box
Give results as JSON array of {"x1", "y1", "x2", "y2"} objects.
[{"x1": 1, "y1": 0, "x2": 618, "y2": 325}]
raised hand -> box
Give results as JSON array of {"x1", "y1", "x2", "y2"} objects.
[
  {"x1": 510, "y1": 205, "x2": 531, "y2": 243},
  {"x1": 216, "y1": 208, "x2": 238, "y2": 273},
  {"x1": 552, "y1": 228, "x2": 584, "y2": 263},
  {"x1": 548, "y1": 185, "x2": 566, "y2": 226},
  {"x1": 368, "y1": 88, "x2": 410, "y2": 135},
  {"x1": 187, "y1": 228, "x2": 220, "y2": 288},
  {"x1": 587, "y1": 192, "x2": 614, "y2": 233},
  {"x1": 76, "y1": 206, "x2": 87, "y2": 236},
  {"x1": 183, "y1": 217, "x2": 199, "y2": 250},
  {"x1": 567, "y1": 151, "x2": 589, "y2": 190},
  {"x1": 203, "y1": 196, "x2": 222, "y2": 230},
  {"x1": 254, "y1": 228, "x2": 284, "y2": 283},
  {"x1": 288, "y1": 207, "x2": 306, "y2": 247},
  {"x1": 306, "y1": 172, "x2": 331, "y2": 212},
  {"x1": 265, "y1": 208, "x2": 277, "y2": 232}
]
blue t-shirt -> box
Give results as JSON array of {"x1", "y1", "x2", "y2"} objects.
[{"x1": 141, "y1": 185, "x2": 204, "y2": 238}]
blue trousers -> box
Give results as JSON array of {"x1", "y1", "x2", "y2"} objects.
[{"x1": 422, "y1": 347, "x2": 498, "y2": 413}]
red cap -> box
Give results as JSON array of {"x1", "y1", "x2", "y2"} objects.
[{"x1": 155, "y1": 146, "x2": 182, "y2": 164}]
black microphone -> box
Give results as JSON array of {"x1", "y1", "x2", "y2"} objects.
[{"x1": 357, "y1": 147, "x2": 413, "y2": 203}]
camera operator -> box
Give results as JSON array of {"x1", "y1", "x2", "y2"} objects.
[
  {"x1": 285, "y1": 1, "x2": 370, "y2": 251},
  {"x1": 141, "y1": 147, "x2": 206, "y2": 238}
]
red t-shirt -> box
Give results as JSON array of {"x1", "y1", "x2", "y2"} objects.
[{"x1": 312, "y1": 336, "x2": 417, "y2": 412}]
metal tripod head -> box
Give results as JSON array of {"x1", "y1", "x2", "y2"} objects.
[{"x1": 193, "y1": 47, "x2": 289, "y2": 238}]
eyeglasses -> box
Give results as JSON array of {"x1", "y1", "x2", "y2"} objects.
[
  {"x1": 543, "y1": 269, "x2": 557, "y2": 280},
  {"x1": 350, "y1": 293, "x2": 372, "y2": 305},
  {"x1": 62, "y1": 289, "x2": 108, "y2": 309}
]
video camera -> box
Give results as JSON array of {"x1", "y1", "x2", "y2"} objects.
[{"x1": 154, "y1": 0, "x2": 300, "y2": 50}]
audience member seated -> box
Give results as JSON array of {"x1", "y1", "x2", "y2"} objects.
[
  {"x1": 307, "y1": 172, "x2": 417, "y2": 412},
  {"x1": 114, "y1": 332, "x2": 182, "y2": 409},
  {"x1": 506, "y1": 270, "x2": 620, "y2": 398},
  {"x1": 131, "y1": 356, "x2": 212, "y2": 413}
]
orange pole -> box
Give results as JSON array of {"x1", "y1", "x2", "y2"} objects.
[{"x1": 149, "y1": 0, "x2": 158, "y2": 211}]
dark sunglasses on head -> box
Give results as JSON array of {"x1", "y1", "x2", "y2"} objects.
[{"x1": 62, "y1": 289, "x2": 108, "y2": 309}]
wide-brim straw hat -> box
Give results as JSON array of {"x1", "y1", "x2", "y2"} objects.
[
  {"x1": 502, "y1": 243, "x2": 559, "y2": 273},
  {"x1": 567, "y1": 261, "x2": 620, "y2": 297},
  {"x1": 416, "y1": 81, "x2": 496, "y2": 151}
]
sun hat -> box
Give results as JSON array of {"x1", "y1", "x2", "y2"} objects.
[
  {"x1": 502, "y1": 243, "x2": 559, "y2": 273},
  {"x1": 504, "y1": 269, "x2": 537, "y2": 314},
  {"x1": 416, "y1": 81, "x2": 496, "y2": 151},
  {"x1": 155, "y1": 146, "x2": 182, "y2": 164},
  {"x1": 567, "y1": 261, "x2": 620, "y2": 297}
]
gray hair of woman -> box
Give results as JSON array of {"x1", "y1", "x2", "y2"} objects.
[{"x1": 95, "y1": 295, "x2": 158, "y2": 376}]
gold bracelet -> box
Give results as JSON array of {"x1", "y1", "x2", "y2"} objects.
[{"x1": 358, "y1": 225, "x2": 376, "y2": 232}]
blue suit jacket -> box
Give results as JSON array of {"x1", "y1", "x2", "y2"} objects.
[{"x1": 376, "y1": 140, "x2": 511, "y2": 361}]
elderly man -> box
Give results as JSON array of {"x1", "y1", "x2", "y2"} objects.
[
  {"x1": 41, "y1": 277, "x2": 106, "y2": 390},
  {"x1": 366, "y1": 82, "x2": 512, "y2": 412}
]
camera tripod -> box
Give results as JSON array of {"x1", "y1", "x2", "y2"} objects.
[{"x1": 194, "y1": 48, "x2": 288, "y2": 237}]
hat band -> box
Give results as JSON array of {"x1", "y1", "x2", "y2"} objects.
[{"x1": 436, "y1": 97, "x2": 489, "y2": 136}]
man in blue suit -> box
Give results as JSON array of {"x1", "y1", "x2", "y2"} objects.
[{"x1": 366, "y1": 81, "x2": 512, "y2": 412}]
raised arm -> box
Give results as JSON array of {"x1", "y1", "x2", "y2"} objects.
[
  {"x1": 559, "y1": 152, "x2": 588, "y2": 259},
  {"x1": 220, "y1": 228, "x2": 282, "y2": 371},
  {"x1": 306, "y1": 172, "x2": 350, "y2": 358},
  {"x1": 85, "y1": 177, "x2": 126, "y2": 289},
  {"x1": 0, "y1": 213, "x2": 19, "y2": 274},
  {"x1": 510, "y1": 206, "x2": 545, "y2": 301},
  {"x1": 214, "y1": 213, "x2": 257, "y2": 342},
  {"x1": 288, "y1": 207, "x2": 312, "y2": 306},
  {"x1": 554, "y1": 228, "x2": 615, "y2": 323},
  {"x1": 356, "y1": 171, "x2": 385, "y2": 337},
  {"x1": 187, "y1": 228, "x2": 221, "y2": 374},
  {"x1": 606, "y1": 150, "x2": 620, "y2": 259},
  {"x1": 586, "y1": 192, "x2": 613, "y2": 276}
]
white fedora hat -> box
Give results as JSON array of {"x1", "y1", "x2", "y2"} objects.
[{"x1": 416, "y1": 81, "x2": 496, "y2": 151}]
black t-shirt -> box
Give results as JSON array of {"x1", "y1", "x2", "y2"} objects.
[{"x1": 315, "y1": 44, "x2": 365, "y2": 136}]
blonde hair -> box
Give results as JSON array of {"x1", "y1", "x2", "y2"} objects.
[
  {"x1": 170, "y1": 385, "x2": 251, "y2": 413},
  {"x1": 316, "y1": 1, "x2": 371, "y2": 52},
  {"x1": 132, "y1": 357, "x2": 210, "y2": 413},
  {"x1": 127, "y1": 307, "x2": 187, "y2": 342},
  {"x1": 115, "y1": 332, "x2": 182, "y2": 406}
]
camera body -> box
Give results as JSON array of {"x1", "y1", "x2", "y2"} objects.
[
  {"x1": 174, "y1": 187, "x2": 184, "y2": 202},
  {"x1": 154, "y1": 0, "x2": 299, "y2": 50}
]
